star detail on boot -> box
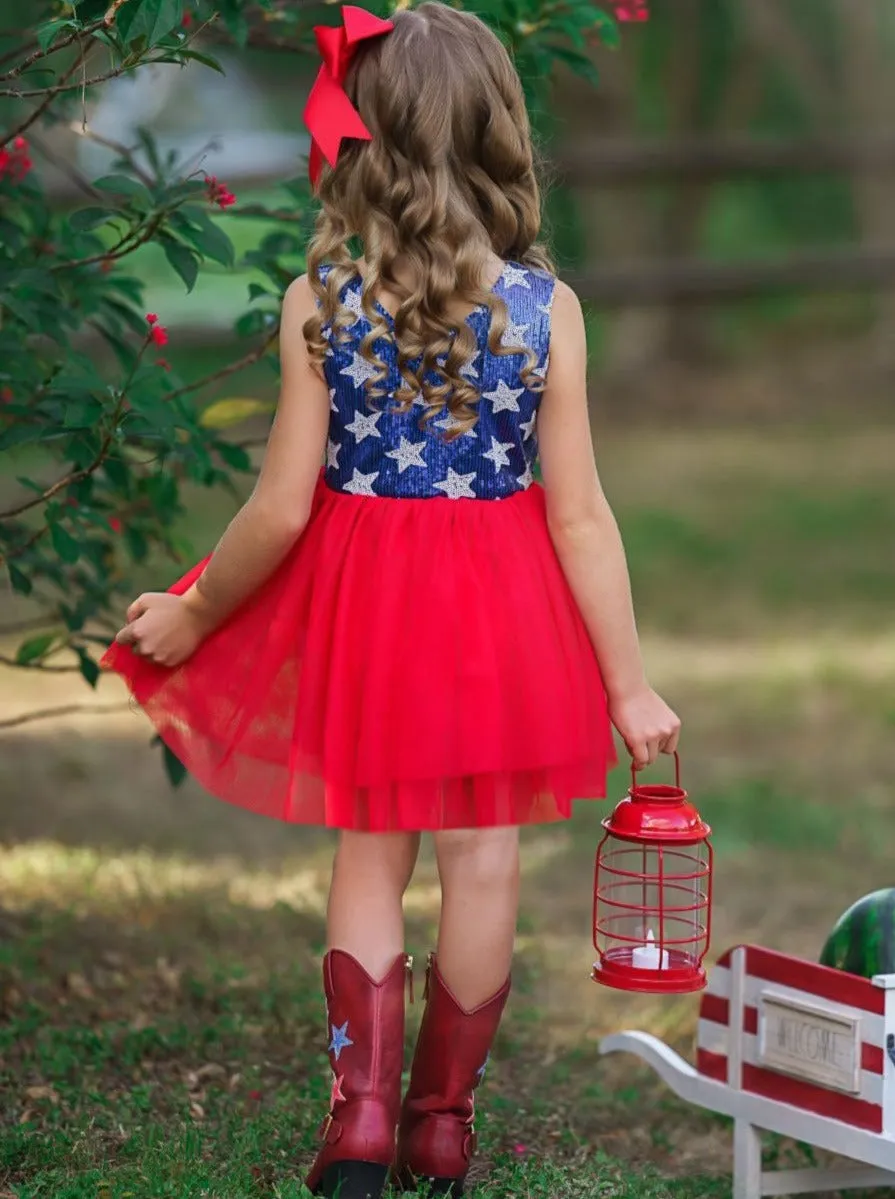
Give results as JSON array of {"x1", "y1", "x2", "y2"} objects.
[
  {"x1": 476, "y1": 1051, "x2": 490, "y2": 1083},
  {"x1": 329, "y1": 1073, "x2": 346, "y2": 1107},
  {"x1": 328, "y1": 1020, "x2": 354, "y2": 1061}
]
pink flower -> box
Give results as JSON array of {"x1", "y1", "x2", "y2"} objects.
[
  {"x1": 109, "y1": 517, "x2": 122, "y2": 534},
  {"x1": 150, "y1": 325, "x2": 169, "y2": 347},
  {"x1": 146, "y1": 313, "x2": 158, "y2": 325},
  {"x1": 182, "y1": 12, "x2": 194, "y2": 27},
  {"x1": 0, "y1": 136, "x2": 33, "y2": 182},
  {"x1": 248, "y1": 1089, "x2": 262, "y2": 1102},
  {"x1": 513, "y1": 1143, "x2": 528, "y2": 1155},
  {"x1": 205, "y1": 174, "x2": 237, "y2": 210},
  {"x1": 614, "y1": 1, "x2": 649, "y2": 20}
]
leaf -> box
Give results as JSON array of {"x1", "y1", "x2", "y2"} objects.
[
  {"x1": 216, "y1": 0, "x2": 249, "y2": 46},
  {"x1": 199, "y1": 398, "x2": 275, "y2": 429},
  {"x1": 104, "y1": 457, "x2": 131, "y2": 492},
  {"x1": 50, "y1": 522, "x2": 81, "y2": 564},
  {"x1": 155, "y1": 738, "x2": 188, "y2": 788},
  {"x1": 93, "y1": 174, "x2": 153, "y2": 204},
  {"x1": 547, "y1": 44, "x2": 601, "y2": 85},
  {"x1": 161, "y1": 238, "x2": 199, "y2": 292},
  {"x1": 216, "y1": 441, "x2": 252, "y2": 471},
  {"x1": 35, "y1": 18, "x2": 78, "y2": 51},
  {"x1": 117, "y1": 0, "x2": 184, "y2": 47},
  {"x1": 69, "y1": 206, "x2": 115, "y2": 233},
  {"x1": 178, "y1": 49, "x2": 226, "y2": 74},
  {"x1": 15, "y1": 633, "x2": 58, "y2": 664},
  {"x1": 7, "y1": 564, "x2": 32, "y2": 596},
  {"x1": 247, "y1": 282, "x2": 275, "y2": 303},
  {"x1": 173, "y1": 208, "x2": 235, "y2": 268},
  {"x1": 591, "y1": 10, "x2": 621, "y2": 50},
  {"x1": 235, "y1": 310, "x2": 276, "y2": 338},
  {"x1": 124, "y1": 525, "x2": 149, "y2": 562},
  {"x1": 76, "y1": 647, "x2": 100, "y2": 688}
]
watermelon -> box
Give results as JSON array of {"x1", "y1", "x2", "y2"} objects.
[{"x1": 820, "y1": 889, "x2": 895, "y2": 979}]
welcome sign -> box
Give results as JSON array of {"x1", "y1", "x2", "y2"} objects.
[{"x1": 758, "y1": 992, "x2": 862, "y2": 1095}]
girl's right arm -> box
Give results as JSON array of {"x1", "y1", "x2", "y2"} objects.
[{"x1": 537, "y1": 280, "x2": 680, "y2": 770}]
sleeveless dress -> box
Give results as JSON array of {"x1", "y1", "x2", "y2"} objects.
[{"x1": 101, "y1": 261, "x2": 615, "y2": 831}]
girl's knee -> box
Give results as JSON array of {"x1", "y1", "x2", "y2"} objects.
[
  {"x1": 336, "y1": 830, "x2": 420, "y2": 885},
  {"x1": 434, "y1": 826, "x2": 519, "y2": 889}
]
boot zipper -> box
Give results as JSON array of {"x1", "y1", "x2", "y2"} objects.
[
  {"x1": 405, "y1": 953, "x2": 414, "y2": 1005},
  {"x1": 423, "y1": 950, "x2": 434, "y2": 1002}
]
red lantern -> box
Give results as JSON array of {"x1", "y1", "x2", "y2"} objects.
[{"x1": 592, "y1": 754, "x2": 713, "y2": 994}]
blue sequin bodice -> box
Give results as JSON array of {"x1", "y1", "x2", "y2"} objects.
[{"x1": 320, "y1": 261, "x2": 555, "y2": 500}]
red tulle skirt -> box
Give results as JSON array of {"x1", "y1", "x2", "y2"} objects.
[{"x1": 101, "y1": 477, "x2": 615, "y2": 831}]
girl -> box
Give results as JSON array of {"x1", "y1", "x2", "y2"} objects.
[{"x1": 102, "y1": 4, "x2": 680, "y2": 1196}]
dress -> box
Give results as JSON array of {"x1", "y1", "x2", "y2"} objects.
[{"x1": 101, "y1": 261, "x2": 615, "y2": 831}]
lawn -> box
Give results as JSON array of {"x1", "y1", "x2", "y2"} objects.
[{"x1": 2, "y1": 422, "x2": 894, "y2": 1197}]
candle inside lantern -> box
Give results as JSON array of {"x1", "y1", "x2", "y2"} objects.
[{"x1": 631, "y1": 930, "x2": 669, "y2": 970}]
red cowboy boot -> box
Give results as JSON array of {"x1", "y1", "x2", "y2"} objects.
[
  {"x1": 306, "y1": 949, "x2": 411, "y2": 1199},
  {"x1": 394, "y1": 953, "x2": 510, "y2": 1197}
]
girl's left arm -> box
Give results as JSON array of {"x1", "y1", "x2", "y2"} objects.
[
  {"x1": 185, "y1": 275, "x2": 328, "y2": 623},
  {"x1": 116, "y1": 275, "x2": 328, "y2": 663}
]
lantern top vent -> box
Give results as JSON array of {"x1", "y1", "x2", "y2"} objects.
[{"x1": 602, "y1": 755, "x2": 711, "y2": 845}]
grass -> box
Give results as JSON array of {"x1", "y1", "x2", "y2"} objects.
[{"x1": 3, "y1": 425, "x2": 895, "y2": 1196}]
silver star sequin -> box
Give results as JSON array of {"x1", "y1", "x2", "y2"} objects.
[
  {"x1": 342, "y1": 469, "x2": 379, "y2": 497},
  {"x1": 501, "y1": 321, "x2": 530, "y2": 350},
  {"x1": 326, "y1": 438, "x2": 341, "y2": 470},
  {"x1": 344, "y1": 409, "x2": 382, "y2": 443},
  {"x1": 482, "y1": 437, "x2": 513, "y2": 471},
  {"x1": 501, "y1": 264, "x2": 531, "y2": 289},
  {"x1": 483, "y1": 380, "x2": 524, "y2": 414},
  {"x1": 340, "y1": 352, "x2": 380, "y2": 390},
  {"x1": 435, "y1": 411, "x2": 477, "y2": 440},
  {"x1": 386, "y1": 436, "x2": 428, "y2": 473},
  {"x1": 433, "y1": 468, "x2": 477, "y2": 500}
]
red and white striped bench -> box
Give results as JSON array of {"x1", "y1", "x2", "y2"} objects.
[{"x1": 600, "y1": 943, "x2": 895, "y2": 1197}]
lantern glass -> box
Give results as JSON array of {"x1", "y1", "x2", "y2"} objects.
[{"x1": 595, "y1": 840, "x2": 710, "y2": 965}]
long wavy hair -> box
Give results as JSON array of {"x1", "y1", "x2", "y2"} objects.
[{"x1": 302, "y1": 1, "x2": 554, "y2": 435}]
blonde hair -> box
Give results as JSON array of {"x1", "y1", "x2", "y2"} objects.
[{"x1": 303, "y1": 1, "x2": 554, "y2": 434}]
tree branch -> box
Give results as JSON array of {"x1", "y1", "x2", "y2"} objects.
[
  {"x1": 26, "y1": 130, "x2": 102, "y2": 201},
  {"x1": 52, "y1": 214, "x2": 164, "y2": 272},
  {"x1": 0, "y1": 653, "x2": 80, "y2": 672},
  {"x1": 1, "y1": 60, "x2": 143, "y2": 99},
  {"x1": 164, "y1": 327, "x2": 280, "y2": 404},
  {"x1": 67, "y1": 122, "x2": 155, "y2": 187},
  {"x1": 0, "y1": 345, "x2": 145, "y2": 522},
  {"x1": 224, "y1": 204, "x2": 305, "y2": 223},
  {"x1": 0, "y1": 17, "x2": 106, "y2": 82},
  {"x1": 1, "y1": 46, "x2": 87, "y2": 144},
  {"x1": 0, "y1": 701, "x2": 131, "y2": 731}
]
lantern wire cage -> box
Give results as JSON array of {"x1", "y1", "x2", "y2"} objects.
[{"x1": 593, "y1": 839, "x2": 713, "y2": 993}]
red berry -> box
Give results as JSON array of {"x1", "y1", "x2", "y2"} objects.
[
  {"x1": 146, "y1": 313, "x2": 158, "y2": 325},
  {"x1": 150, "y1": 325, "x2": 169, "y2": 347}
]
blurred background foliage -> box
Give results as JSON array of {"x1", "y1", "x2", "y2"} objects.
[{"x1": 2, "y1": 3, "x2": 895, "y2": 1196}]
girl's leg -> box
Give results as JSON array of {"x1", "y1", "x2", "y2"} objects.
[
  {"x1": 434, "y1": 826, "x2": 520, "y2": 1007},
  {"x1": 327, "y1": 829, "x2": 421, "y2": 979},
  {"x1": 307, "y1": 829, "x2": 420, "y2": 1199},
  {"x1": 394, "y1": 827, "x2": 519, "y2": 1196}
]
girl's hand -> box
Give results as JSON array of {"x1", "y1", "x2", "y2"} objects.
[
  {"x1": 114, "y1": 591, "x2": 212, "y2": 668},
  {"x1": 609, "y1": 686, "x2": 681, "y2": 771}
]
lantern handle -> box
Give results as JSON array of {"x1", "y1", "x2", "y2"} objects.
[{"x1": 631, "y1": 750, "x2": 681, "y2": 792}]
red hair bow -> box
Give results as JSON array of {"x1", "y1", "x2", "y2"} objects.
[{"x1": 303, "y1": 5, "x2": 395, "y2": 188}]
